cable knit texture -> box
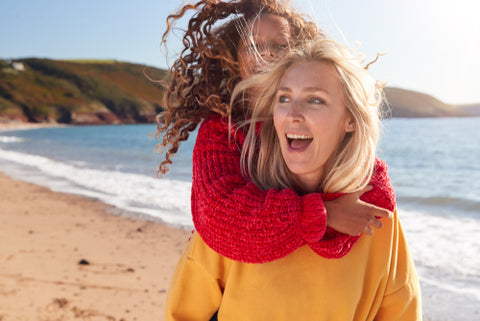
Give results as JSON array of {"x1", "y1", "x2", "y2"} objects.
[{"x1": 192, "y1": 115, "x2": 396, "y2": 263}]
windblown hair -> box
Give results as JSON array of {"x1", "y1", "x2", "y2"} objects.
[
  {"x1": 155, "y1": 0, "x2": 321, "y2": 175},
  {"x1": 233, "y1": 38, "x2": 384, "y2": 194}
]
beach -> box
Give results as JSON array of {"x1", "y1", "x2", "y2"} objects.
[
  {"x1": 0, "y1": 170, "x2": 191, "y2": 321},
  {"x1": 1, "y1": 119, "x2": 479, "y2": 320}
]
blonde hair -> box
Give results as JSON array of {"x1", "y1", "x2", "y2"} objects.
[{"x1": 232, "y1": 38, "x2": 384, "y2": 194}]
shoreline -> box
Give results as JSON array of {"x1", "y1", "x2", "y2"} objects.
[
  {"x1": 0, "y1": 171, "x2": 191, "y2": 321},
  {"x1": 0, "y1": 121, "x2": 68, "y2": 132}
]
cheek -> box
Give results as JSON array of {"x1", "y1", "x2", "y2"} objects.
[
  {"x1": 238, "y1": 51, "x2": 247, "y2": 65},
  {"x1": 238, "y1": 53, "x2": 260, "y2": 79},
  {"x1": 237, "y1": 53, "x2": 247, "y2": 73},
  {"x1": 273, "y1": 106, "x2": 284, "y2": 133}
]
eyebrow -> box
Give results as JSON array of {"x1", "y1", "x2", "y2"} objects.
[{"x1": 277, "y1": 86, "x2": 329, "y2": 94}]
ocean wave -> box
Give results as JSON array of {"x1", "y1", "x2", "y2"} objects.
[
  {"x1": 397, "y1": 195, "x2": 480, "y2": 217},
  {"x1": 399, "y1": 207, "x2": 480, "y2": 318},
  {"x1": 0, "y1": 148, "x2": 193, "y2": 228},
  {"x1": 399, "y1": 207, "x2": 480, "y2": 280}
]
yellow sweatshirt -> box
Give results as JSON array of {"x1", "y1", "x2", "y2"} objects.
[{"x1": 166, "y1": 210, "x2": 422, "y2": 321}]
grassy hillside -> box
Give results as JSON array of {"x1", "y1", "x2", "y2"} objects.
[
  {"x1": 0, "y1": 58, "x2": 168, "y2": 124},
  {"x1": 0, "y1": 58, "x2": 477, "y2": 124},
  {"x1": 383, "y1": 87, "x2": 469, "y2": 118}
]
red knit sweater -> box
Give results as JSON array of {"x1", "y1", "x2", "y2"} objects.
[{"x1": 192, "y1": 115, "x2": 396, "y2": 263}]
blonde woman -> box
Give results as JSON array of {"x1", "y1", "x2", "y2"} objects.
[{"x1": 165, "y1": 39, "x2": 422, "y2": 321}]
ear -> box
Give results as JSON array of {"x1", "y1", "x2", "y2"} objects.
[{"x1": 345, "y1": 117, "x2": 355, "y2": 133}]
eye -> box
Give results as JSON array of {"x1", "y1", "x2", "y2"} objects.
[
  {"x1": 308, "y1": 96, "x2": 326, "y2": 105},
  {"x1": 244, "y1": 44, "x2": 258, "y2": 53},
  {"x1": 273, "y1": 43, "x2": 288, "y2": 53},
  {"x1": 278, "y1": 95, "x2": 290, "y2": 103}
]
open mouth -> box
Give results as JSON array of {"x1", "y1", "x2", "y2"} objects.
[{"x1": 286, "y1": 133, "x2": 313, "y2": 150}]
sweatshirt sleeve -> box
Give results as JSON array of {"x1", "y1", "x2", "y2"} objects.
[
  {"x1": 191, "y1": 115, "x2": 327, "y2": 263},
  {"x1": 165, "y1": 233, "x2": 224, "y2": 321},
  {"x1": 375, "y1": 211, "x2": 423, "y2": 320}
]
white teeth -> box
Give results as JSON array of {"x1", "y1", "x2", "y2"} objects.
[{"x1": 286, "y1": 133, "x2": 312, "y2": 140}]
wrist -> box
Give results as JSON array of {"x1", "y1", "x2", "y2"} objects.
[{"x1": 300, "y1": 193, "x2": 327, "y2": 243}]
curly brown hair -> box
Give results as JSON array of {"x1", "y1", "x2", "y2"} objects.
[{"x1": 155, "y1": 0, "x2": 322, "y2": 175}]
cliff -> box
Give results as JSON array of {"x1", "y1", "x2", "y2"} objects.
[{"x1": 0, "y1": 58, "x2": 167, "y2": 125}]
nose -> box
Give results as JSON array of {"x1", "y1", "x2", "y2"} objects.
[
  {"x1": 252, "y1": 47, "x2": 276, "y2": 74},
  {"x1": 286, "y1": 100, "x2": 304, "y2": 122},
  {"x1": 260, "y1": 48, "x2": 275, "y2": 59}
]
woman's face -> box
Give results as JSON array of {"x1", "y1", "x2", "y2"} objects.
[
  {"x1": 237, "y1": 14, "x2": 291, "y2": 80},
  {"x1": 273, "y1": 61, "x2": 355, "y2": 192}
]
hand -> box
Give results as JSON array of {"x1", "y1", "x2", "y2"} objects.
[{"x1": 324, "y1": 186, "x2": 393, "y2": 236}]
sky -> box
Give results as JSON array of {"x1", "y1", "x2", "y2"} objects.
[{"x1": 1, "y1": 0, "x2": 479, "y2": 105}]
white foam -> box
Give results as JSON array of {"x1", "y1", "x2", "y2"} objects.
[
  {"x1": 398, "y1": 207, "x2": 480, "y2": 302},
  {"x1": 0, "y1": 136, "x2": 23, "y2": 143},
  {"x1": 0, "y1": 148, "x2": 193, "y2": 228}
]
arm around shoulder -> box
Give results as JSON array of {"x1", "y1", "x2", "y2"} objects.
[{"x1": 192, "y1": 115, "x2": 327, "y2": 263}]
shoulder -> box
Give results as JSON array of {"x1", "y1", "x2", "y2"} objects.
[
  {"x1": 196, "y1": 114, "x2": 247, "y2": 147},
  {"x1": 371, "y1": 156, "x2": 392, "y2": 188},
  {"x1": 188, "y1": 232, "x2": 233, "y2": 278},
  {"x1": 198, "y1": 114, "x2": 228, "y2": 136},
  {"x1": 373, "y1": 156, "x2": 388, "y2": 175},
  {"x1": 359, "y1": 156, "x2": 396, "y2": 212}
]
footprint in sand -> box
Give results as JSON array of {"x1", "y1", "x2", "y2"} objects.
[
  {"x1": 38, "y1": 298, "x2": 118, "y2": 321},
  {"x1": 77, "y1": 259, "x2": 135, "y2": 275}
]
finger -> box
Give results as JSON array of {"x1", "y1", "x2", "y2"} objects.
[
  {"x1": 367, "y1": 204, "x2": 393, "y2": 219},
  {"x1": 369, "y1": 217, "x2": 383, "y2": 230},
  {"x1": 364, "y1": 226, "x2": 374, "y2": 236}
]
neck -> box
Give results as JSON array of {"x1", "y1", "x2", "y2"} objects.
[{"x1": 293, "y1": 173, "x2": 323, "y2": 194}]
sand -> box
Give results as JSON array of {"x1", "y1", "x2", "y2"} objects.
[{"x1": 0, "y1": 171, "x2": 191, "y2": 321}]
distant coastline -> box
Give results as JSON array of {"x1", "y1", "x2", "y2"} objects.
[
  {"x1": 1, "y1": 58, "x2": 479, "y2": 127},
  {"x1": 0, "y1": 121, "x2": 67, "y2": 132},
  {"x1": 383, "y1": 87, "x2": 480, "y2": 118}
]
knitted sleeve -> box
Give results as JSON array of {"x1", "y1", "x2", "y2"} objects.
[
  {"x1": 192, "y1": 115, "x2": 327, "y2": 263},
  {"x1": 310, "y1": 158, "x2": 396, "y2": 258},
  {"x1": 192, "y1": 115, "x2": 396, "y2": 263}
]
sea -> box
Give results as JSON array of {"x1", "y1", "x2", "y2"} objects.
[{"x1": 1, "y1": 117, "x2": 479, "y2": 320}]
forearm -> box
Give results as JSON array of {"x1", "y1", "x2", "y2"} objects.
[{"x1": 191, "y1": 116, "x2": 396, "y2": 263}]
